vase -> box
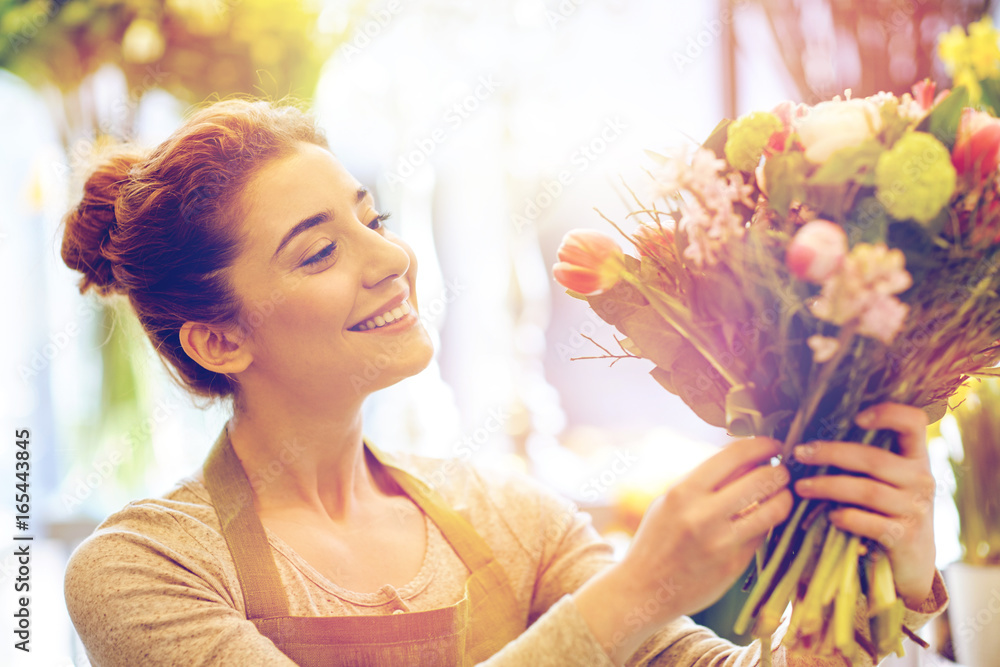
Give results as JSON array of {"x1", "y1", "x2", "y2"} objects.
[{"x1": 943, "y1": 561, "x2": 1000, "y2": 666}]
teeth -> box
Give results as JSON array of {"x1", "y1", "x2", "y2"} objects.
[{"x1": 357, "y1": 300, "x2": 412, "y2": 331}]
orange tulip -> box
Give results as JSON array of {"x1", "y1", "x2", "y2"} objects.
[{"x1": 553, "y1": 230, "x2": 624, "y2": 295}]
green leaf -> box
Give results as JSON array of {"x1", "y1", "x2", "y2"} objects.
[
  {"x1": 764, "y1": 152, "x2": 809, "y2": 217},
  {"x1": 803, "y1": 182, "x2": 849, "y2": 221},
  {"x1": 702, "y1": 119, "x2": 732, "y2": 160},
  {"x1": 808, "y1": 139, "x2": 883, "y2": 187},
  {"x1": 725, "y1": 383, "x2": 763, "y2": 437},
  {"x1": 846, "y1": 195, "x2": 890, "y2": 244},
  {"x1": 917, "y1": 86, "x2": 969, "y2": 149},
  {"x1": 652, "y1": 365, "x2": 727, "y2": 428},
  {"x1": 980, "y1": 79, "x2": 1000, "y2": 117}
]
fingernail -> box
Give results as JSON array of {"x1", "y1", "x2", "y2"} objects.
[
  {"x1": 794, "y1": 445, "x2": 813, "y2": 460},
  {"x1": 855, "y1": 410, "x2": 874, "y2": 427},
  {"x1": 796, "y1": 478, "x2": 813, "y2": 493}
]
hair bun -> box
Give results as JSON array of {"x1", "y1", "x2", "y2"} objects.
[{"x1": 61, "y1": 149, "x2": 145, "y2": 295}]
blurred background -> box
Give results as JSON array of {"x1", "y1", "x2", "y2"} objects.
[{"x1": 1, "y1": 0, "x2": 995, "y2": 664}]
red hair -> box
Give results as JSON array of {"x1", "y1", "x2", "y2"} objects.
[{"x1": 61, "y1": 99, "x2": 329, "y2": 399}]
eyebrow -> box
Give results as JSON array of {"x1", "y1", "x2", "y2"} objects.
[
  {"x1": 272, "y1": 210, "x2": 333, "y2": 262},
  {"x1": 271, "y1": 188, "x2": 371, "y2": 262}
]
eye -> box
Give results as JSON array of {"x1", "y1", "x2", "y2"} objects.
[
  {"x1": 368, "y1": 211, "x2": 391, "y2": 231},
  {"x1": 302, "y1": 242, "x2": 337, "y2": 267}
]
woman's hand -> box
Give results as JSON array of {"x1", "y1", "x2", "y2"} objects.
[
  {"x1": 574, "y1": 437, "x2": 792, "y2": 663},
  {"x1": 792, "y1": 402, "x2": 937, "y2": 609}
]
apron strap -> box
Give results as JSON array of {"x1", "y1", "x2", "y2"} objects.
[
  {"x1": 204, "y1": 427, "x2": 290, "y2": 619},
  {"x1": 366, "y1": 442, "x2": 524, "y2": 661},
  {"x1": 203, "y1": 427, "x2": 523, "y2": 659}
]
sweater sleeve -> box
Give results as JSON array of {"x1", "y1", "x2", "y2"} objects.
[
  {"x1": 64, "y1": 503, "x2": 297, "y2": 667},
  {"x1": 470, "y1": 465, "x2": 949, "y2": 667}
]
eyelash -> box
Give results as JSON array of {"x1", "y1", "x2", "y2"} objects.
[
  {"x1": 301, "y1": 211, "x2": 392, "y2": 267},
  {"x1": 369, "y1": 211, "x2": 391, "y2": 230}
]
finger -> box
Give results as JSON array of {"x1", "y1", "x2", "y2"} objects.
[
  {"x1": 795, "y1": 475, "x2": 913, "y2": 517},
  {"x1": 855, "y1": 403, "x2": 929, "y2": 460},
  {"x1": 692, "y1": 438, "x2": 781, "y2": 492},
  {"x1": 793, "y1": 442, "x2": 918, "y2": 488},
  {"x1": 716, "y1": 464, "x2": 790, "y2": 518},
  {"x1": 826, "y1": 507, "x2": 915, "y2": 551},
  {"x1": 730, "y1": 488, "x2": 793, "y2": 543}
]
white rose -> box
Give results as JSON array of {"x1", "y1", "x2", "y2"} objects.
[{"x1": 795, "y1": 99, "x2": 882, "y2": 164}]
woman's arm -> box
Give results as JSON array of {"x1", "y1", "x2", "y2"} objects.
[
  {"x1": 65, "y1": 505, "x2": 297, "y2": 667},
  {"x1": 476, "y1": 403, "x2": 947, "y2": 667}
]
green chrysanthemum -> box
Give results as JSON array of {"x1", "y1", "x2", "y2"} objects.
[
  {"x1": 724, "y1": 111, "x2": 784, "y2": 173},
  {"x1": 874, "y1": 132, "x2": 957, "y2": 225}
]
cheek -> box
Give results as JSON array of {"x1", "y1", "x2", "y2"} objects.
[{"x1": 253, "y1": 283, "x2": 355, "y2": 343}]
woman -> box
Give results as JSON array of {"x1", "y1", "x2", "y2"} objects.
[{"x1": 62, "y1": 99, "x2": 947, "y2": 666}]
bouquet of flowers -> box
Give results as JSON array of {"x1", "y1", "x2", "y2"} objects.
[{"x1": 553, "y1": 19, "x2": 1000, "y2": 664}]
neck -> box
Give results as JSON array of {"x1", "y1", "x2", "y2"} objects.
[{"x1": 226, "y1": 387, "x2": 390, "y2": 523}]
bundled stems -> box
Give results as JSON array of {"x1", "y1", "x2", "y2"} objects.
[{"x1": 780, "y1": 323, "x2": 857, "y2": 460}]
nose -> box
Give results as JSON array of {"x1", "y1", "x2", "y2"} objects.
[{"x1": 360, "y1": 225, "x2": 411, "y2": 289}]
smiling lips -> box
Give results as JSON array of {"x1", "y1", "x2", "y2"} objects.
[{"x1": 352, "y1": 300, "x2": 413, "y2": 331}]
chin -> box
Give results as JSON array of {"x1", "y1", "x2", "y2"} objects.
[{"x1": 352, "y1": 329, "x2": 435, "y2": 396}]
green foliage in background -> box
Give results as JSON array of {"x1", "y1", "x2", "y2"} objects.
[
  {"x1": 0, "y1": 0, "x2": 363, "y2": 103},
  {"x1": 947, "y1": 378, "x2": 1000, "y2": 565},
  {"x1": 1, "y1": 0, "x2": 366, "y2": 506}
]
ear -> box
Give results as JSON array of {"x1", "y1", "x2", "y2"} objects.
[{"x1": 179, "y1": 321, "x2": 252, "y2": 375}]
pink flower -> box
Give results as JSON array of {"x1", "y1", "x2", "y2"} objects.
[
  {"x1": 910, "y1": 79, "x2": 948, "y2": 112},
  {"x1": 553, "y1": 230, "x2": 624, "y2": 295},
  {"x1": 858, "y1": 295, "x2": 910, "y2": 344},
  {"x1": 808, "y1": 243, "x2": 912, "y2": 345},
  {"x1": 785, "y1": 220, "x2": 848, "y2": 283},
  {"x1": 807, "y1": 335, "x2": 840, "y2": 363},
  {"x1": 765, "y1": 101, "x2": 807, "y2": 155},
  {"x1": 952, "y1": 108, "x2": 1000, "y2": 182}
]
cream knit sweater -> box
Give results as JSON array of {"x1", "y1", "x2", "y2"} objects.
[{"x1": 65, "y1": 451, "x2": 948, "y2": 666}]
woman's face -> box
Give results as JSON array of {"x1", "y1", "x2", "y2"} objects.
[{"x1": 225, "y1": 142, "x2": 434, "y2": 405}]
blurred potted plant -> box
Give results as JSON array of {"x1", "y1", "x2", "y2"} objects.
[
  {"x1": 1, "y1": 0, "x2": 361, "y2": 508},
  {"x1": 942, "y1": 376, "x2": 1000, "y2": 666}
]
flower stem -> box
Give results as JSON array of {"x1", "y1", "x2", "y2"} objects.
[
  {"x1": 733, "y1": 499, "x2": 811, "y2": 635},
  {"x1": 781, "y1": 323, "x2": 857, "y2": 459},
  {"x1": 755, "y1": 515, "x2": 827, "y2": 637}
]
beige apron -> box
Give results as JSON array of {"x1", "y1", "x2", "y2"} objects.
[{"x1": 204, "y1": 427, "x2": 523, "y2": 666}]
